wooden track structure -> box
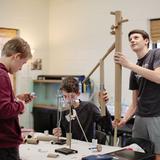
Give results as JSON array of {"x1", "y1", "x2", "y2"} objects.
[{"x1": 83, "y1": 10, "x2": 128, "y2": 146}]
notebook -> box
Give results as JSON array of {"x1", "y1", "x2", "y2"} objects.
[
  {"x1": 106, "y1": 148, "x2": 155, "y2": 160},
  {"x1": 81, "y1": 154, "x2": 113, "y2": 160}
]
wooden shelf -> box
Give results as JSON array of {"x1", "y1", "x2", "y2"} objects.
[
  {"x1": 33, "y1": 80, "x2": 62, "y2": 83},
  {"x1": 33, "y1": 103, "x2": 70, "y2": 111},
  {"x1": 33, "y1": 104, "x2": 57, "y2": 110}
]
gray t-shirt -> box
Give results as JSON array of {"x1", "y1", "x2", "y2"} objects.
[{"x1": 129, "y1": 49, "x2": 160, "y2": 117}]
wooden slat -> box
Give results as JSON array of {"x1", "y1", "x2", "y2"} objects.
[
  {"x1": 150, "y1": 19, "x2": 160, "y2": 42},
  {"x1": 0, "y1": 28, "x2": 18, "y2": 37}
]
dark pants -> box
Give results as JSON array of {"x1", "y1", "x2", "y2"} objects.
[{"x1": 0, "y1": 147, "x2": 20, "y2": 160}]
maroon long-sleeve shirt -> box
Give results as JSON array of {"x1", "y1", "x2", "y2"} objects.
[{"x1": 0, "y1": 63, "x2": 24, "y2": 148}]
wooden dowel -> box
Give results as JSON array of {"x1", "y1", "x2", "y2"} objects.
[
  {"x1": 113, "y1": 126, "x2": 118, "y2": 146},
  {"x1": 114, "y1": 10, "x2": 122, "y2": 146},
  {"x1": 99, "y1": 59, "x2": 106, "y2": 116},
  {"x1": 67, "y1": 104, "x2": 72, "y2": 149},
  {"x1": 37, "y1": 135, "x2": 56, "y2": 141},
  {"x1": 66, "y1": 133, "x2": 72, "y2": 148},
  {"x1": 47, "y1": 153, "x2": 59, "y2": 158},
  {"x1": 82, "y1": 43, "x2": 115, "y2": 84}
]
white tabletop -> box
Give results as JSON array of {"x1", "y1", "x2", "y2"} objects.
[{"x1": 20, "y1": 133, "x2": 121, "y2": 160}]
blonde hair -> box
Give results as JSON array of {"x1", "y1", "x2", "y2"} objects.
[{"x1": 1, "y1": 37, "x2": 32, "y2": 59}]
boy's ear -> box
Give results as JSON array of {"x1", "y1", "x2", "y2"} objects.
[
  {"x1": 145, "y1": 38, "x2": 149, "y2": 46},
  {"x1": 77, "y1": 92, "x2": 80, "y2": 96}
]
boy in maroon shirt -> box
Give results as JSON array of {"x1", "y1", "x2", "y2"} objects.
[{"x1": 0, "y1": 37, "x2": 35, "y2": 160}]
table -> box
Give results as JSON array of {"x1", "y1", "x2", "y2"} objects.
[{"x1": 19, "y1": 133, "x2": 121, "y2": 160}]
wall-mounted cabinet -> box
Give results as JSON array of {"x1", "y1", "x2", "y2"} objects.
[
  {"x1": 32, "y1": 75, "x2": 92, "y2": 109},
  {"x1": 33, "y1": 79, "x2": 61, "y2": 109}
]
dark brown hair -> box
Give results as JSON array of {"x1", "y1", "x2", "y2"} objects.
[
  {"x1": 1, "y1": 37, "x2": 32, "y2": 59},
  {"x1": 60, "y1": 76, "x2": 79, "y2": 93},
  {"x1": 128, "y1": 29, "x2": 150, "y2": 48}
]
